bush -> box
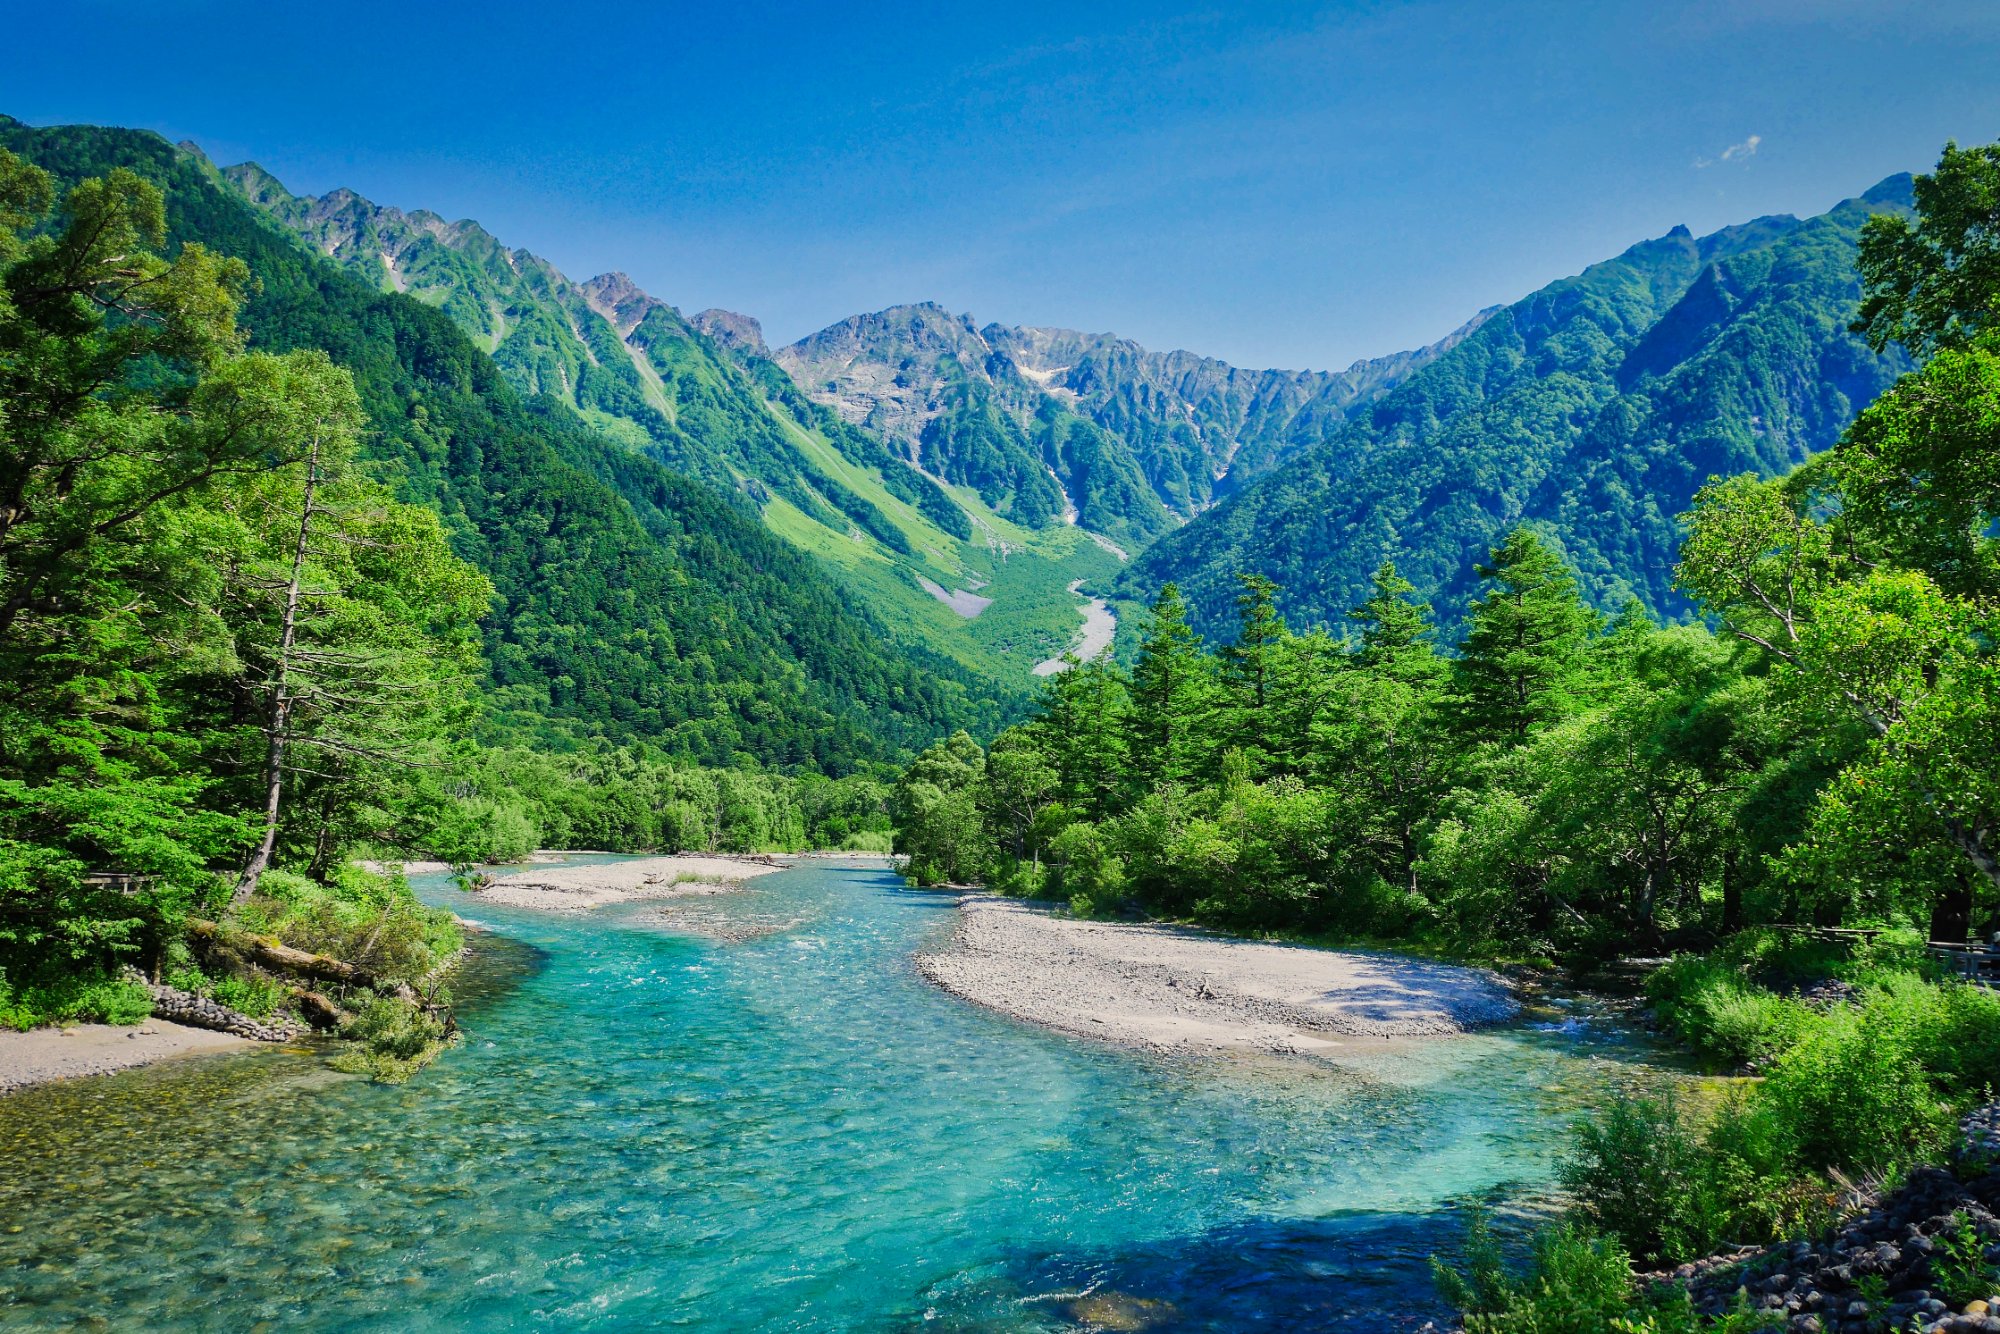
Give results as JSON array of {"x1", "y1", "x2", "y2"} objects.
[
  {"x1": 236, "y1": 865, "x2": 462, "y2": 987},
  {"x1": 1560, "y1": 1093, "x2": 1724, "y2": 1266},
  {"x1": 1645, "y1": 956, "x2": 1810, "y2": 1068},
  {"x1": 330, "y1": 995, "x2": 452, "y2": 1083},
  {"x1": 837, "y1": 830, "x2": 894, "y2": 853},
  {"x1": 1434, "y1": 1207, "x2": 1786, "y2": 1334},
  {"x1": 1760, "y1": 999, "x2": 1953, "y2": 1173},
  {"x1": 1931, "y1": 1210, "x2": 2000, "y2": 1307},
  {"x1": 0, "y1": 967, "x2": 153, "y2": 1029},
  {"x1": 209, "y1": 972, "x2": 287, "y2": 1019},
  {"x1": 1433, "y1": 1209, "x2": 1635, "y2": 1334}
]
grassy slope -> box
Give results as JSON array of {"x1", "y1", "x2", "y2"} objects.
[{"x1": 761, "y1": 389, "x2": 1126, "y2": 679}]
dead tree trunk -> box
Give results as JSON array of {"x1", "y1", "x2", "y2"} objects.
[{"x1": 234, "y1": 434, "x2": 320, "y2": 906}]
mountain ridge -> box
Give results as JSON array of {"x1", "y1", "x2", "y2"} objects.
[{"x1": 1120, "y1": 176, "x2": 1919, "y2": 638}]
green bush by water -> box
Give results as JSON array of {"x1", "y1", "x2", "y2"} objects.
[
  {"x1": 1432, "y1": 1206, "x2": 1782, "y2": 1333},
  {"x1": 330, "y1": 996, "x2": 454, "y2": 1084},
  {"x1": 0, "y1": 967, "x2": 153, "y2": 1030}
]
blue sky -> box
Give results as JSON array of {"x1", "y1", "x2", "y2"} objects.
[{"x1": 7, "y1": 0, "x2": 1997, "y2": 369}]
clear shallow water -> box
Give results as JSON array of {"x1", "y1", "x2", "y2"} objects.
[{"x1": 0, "y1": 860, "x2": 1672, "y2": 1331}]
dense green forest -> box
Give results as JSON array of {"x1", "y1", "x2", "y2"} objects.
[
  {"x1": 896, "y1": 140, "x2": 2000, "y2": 1330},
  {"x1": 1122, "y1": 179, "x2": 1918, "y2": 640},
  {"x1": 0, "y1": 117, "x2": 1000, "y2": 770},
  {"x1": 0, "y1": 122, "x2": 955, "y2": 1057}
]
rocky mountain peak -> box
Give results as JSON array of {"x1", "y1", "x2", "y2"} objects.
[
  {"x1": 690, "y1": 308, "x2": 766, "y2": 355},
  {"x1": 580, "y1": 271, "x2": 668, "y2": 334}
]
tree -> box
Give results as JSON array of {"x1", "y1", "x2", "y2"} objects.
[
  {"x1": 980, "y1": 729, "x2": 1061, "y2": 871},
  {"x1": 1125, "y1": 583, "x2": 1215, "y2": 791},
  {"x1": 1854, "y1": 139, "x2": 2000, "y2": 358},
  {"x1": 217, "y1": 353, "x2": 491, "y2": 901},
  {"x1": 891, "y1": 732, "x2": 992, "y2": 886},
  {"x1": 1219, "y1": 572, "x2": 1288, "y2": 766},
  {"x1": 1447, "y1": 529, "x2": 1599, "y2": 746},
  {"x1": 1351, "y1": 560, "x2": 1442, "y2": 678},
  {"x1": 1034, "y1": 656, "x2": 1130, "y2": 822}
]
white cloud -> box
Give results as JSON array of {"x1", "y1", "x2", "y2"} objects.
[{"x1": 1694, "y1": 134, "x2": 1762, "y2": 169}]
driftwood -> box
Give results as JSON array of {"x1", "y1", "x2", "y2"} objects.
[
  {"x1": 290, "y1": 987, "x2": 352, "y2": 1031},
  {"x1": 186, "y1": 919, "x2": 420, "y2": 1004}
]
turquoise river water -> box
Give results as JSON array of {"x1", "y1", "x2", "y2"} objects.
[{"x1": 0, "y1": 858, "x2": 1675, "y2": 1331}]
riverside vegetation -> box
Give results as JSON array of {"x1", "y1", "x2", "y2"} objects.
[{"x1": 891, "y1": 140, "x2": 2000, "y2": 1331}]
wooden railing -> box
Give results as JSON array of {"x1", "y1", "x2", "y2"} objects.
[{"x1": 1778, "y1": 925, "x2": 2000, "y2": 989}]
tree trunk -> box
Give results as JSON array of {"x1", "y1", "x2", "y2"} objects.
[
  {"x1": 234, "y1": 435, "x2": 320, "y2": 906},
  {"x1": 1721, "y1": 849, "x2": 1743, "y2": 934},
  {"x1": 187, "y1": 919, "x2": 418, "y2": 1003},
  {"x1": 1929, "y1": 870, "x2": 1974, "y2": 945}
]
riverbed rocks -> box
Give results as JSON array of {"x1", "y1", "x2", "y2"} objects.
[
  {"x1": 918, "y1": 894, "x2": 1519, "y2": 1054},
  {"x1": 1665, "y1": 1111, "x2": 2000, "y2": 1334},
  {"x1": 144, "y1": 981, "x2": 302, "y2": 1042}
]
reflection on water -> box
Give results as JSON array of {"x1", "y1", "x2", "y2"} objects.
[{"x1": 0, "y1": 861, "x2": 1676, "y2": 1331}]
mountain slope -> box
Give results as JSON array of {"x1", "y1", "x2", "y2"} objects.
[
  {"x1": 773, "y1": 303, "x2": 1484, "y2": 541},
  {"x1": 1, "y1": 116, "x2": 999, "y2": 769},
  {"x1": 1119, "y1": 181, "x2": 1916, "y2": 637},
  {"x1": 218, "y1": 164, "x2": 1131, "y2": 682}
]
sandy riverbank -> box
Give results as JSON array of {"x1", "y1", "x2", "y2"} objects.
[
  {"x1": 472, "y1": 855, "x2": 782, "y2": 912},
  {"x1": 0, "y1": 1023, "x2": 255, "y2": 1094},
  {"x1": 917, "y1": 896, "x2": 1519, "y2": 1056}
]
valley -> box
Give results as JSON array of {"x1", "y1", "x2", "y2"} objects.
[{"x1": 3, "y1": 27, "x2": 1999, "y2": 1329}]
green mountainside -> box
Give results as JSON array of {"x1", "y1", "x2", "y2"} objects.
[
  {"x1": 217, "y1": 165, "x2": 1130, "y2": 682},
  {"x1": 0, "y1": 117, "x2": 999, "y2": 769},
  {"x1": 205, "y1": 137, "x2": 1917, "y2": 675},
  {"x1": 1120, "y1": 180, "x2": 1918, "y2": 637}
]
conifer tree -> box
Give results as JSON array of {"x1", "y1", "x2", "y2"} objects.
[
  {"x1": 1126, "y1": 583, "x2": 1215, "y2": 790},
  {"x1": 1035, "y1": 656, "x2": 1131, "y2": 821},
  {"x1": 1448, "y1": 529, "x2": 1598, "y2": 745},
  {"x1": 1219, "y1": 572, "x2": 1288, "y2": 767},
  {"x1": 1351, "y1": 560, "x2": 1445, "y2": 682}
]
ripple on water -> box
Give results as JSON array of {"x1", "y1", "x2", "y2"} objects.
[{"x1": 0, "y1": 863, "x2": 1680, "y2": 1331}]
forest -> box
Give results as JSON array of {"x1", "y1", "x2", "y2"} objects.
[
  {"x1": 0, "y1": 133, "x2": 898, "y2": 1065},
  {"x1": 893, "y1": 140, "x2": 2000, "y2": 1330}
]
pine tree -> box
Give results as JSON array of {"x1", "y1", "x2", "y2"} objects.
[
  {"x1": 1220, "y1": 572, "x2": 1288, "y2": 767},
  {"x1": 1448, "y1": 529, "x2": 1598, "y2": 745},
  {"x1": 1127, "y1": 583, "x2": 1215, "y2": 790},
  {"x1": 1035, "y1": 656, "x2": 1131, "y2": 821},
  {"x1": 1351, "y1": 560, "x2": 1445, "y2": 683}
]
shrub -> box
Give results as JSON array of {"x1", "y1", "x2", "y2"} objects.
[
  {"x1": 330, "y1": 996, "x2": 452, "y2": 1083},
  {"x1": 837, "y1": 829, "x2": 894, "y2": 853},
  {"x1": 0, "y1": 967, "x2": 153, "y2": 1029},
  {"x1": 1645, "y1": 956, "x2": 1810, "y2": 1068},
  {"x1": 1560, "y1": 1093, "x2": 1726, "y2": 1266},
  {"x1": 1434, "y1": 1209, "x2": 1635, "y2": 1334},
  {"x1": 209, "y1": 972, "x2": 287, "y2": 1019},
  {"x1": 1696, "y1": 1095, "x2": 1836, "y2": 1244},
  {"x1": 1931, "y1": 1210, "x2": 2000, "y2": 1307},
  {"x1": 1435, "y1": 1207, "x2": 1786, "y2": 1334},
  {"x1": 236, "y1": 865, "x2": 462, "y2": 987},
  {"x1": 1761, "y1": 1001, "x2": 1952, "y2": 1173}
]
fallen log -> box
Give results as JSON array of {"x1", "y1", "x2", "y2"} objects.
[
  {"x1": 290, "y1": 987, "x2": 352, "y2": 1031},
  {"x1": 185, "y1": 919, "x2": 419, "y2": 1004}
]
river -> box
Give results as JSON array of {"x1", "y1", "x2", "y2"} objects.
[{"x1": 0, "y1": 859, "x2": 1671, "y2": 1331}]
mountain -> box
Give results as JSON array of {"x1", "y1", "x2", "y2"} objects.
[
  {"x1": 216, "y1": 164, "x2": 1135, "y2": 683},
  {"x1": 773, "y1": 303, "x2": 1486, "y2": 542},
  {"x1": 0, "y1": 117, "x2": 999, "y2": 770},
  {"x1": 1119, "y1": 180, "x2": 1918, "y2": 638}
]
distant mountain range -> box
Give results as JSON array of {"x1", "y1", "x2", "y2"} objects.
[{"x1": 212, "y1": 138, "x2": 1917, "y2": 665}]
